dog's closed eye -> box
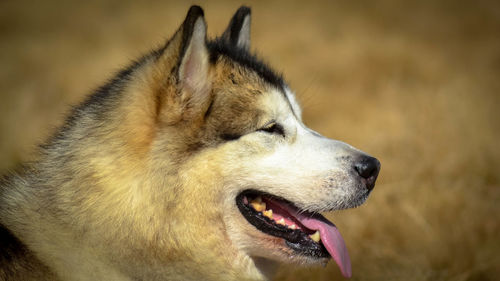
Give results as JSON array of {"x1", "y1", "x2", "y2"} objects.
[{"x1": 258, "y1": 122, "x2": 285, "y2": 137}]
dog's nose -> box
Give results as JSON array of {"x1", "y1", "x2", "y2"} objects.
[{"x1": 354, "y1": 156, "x2": 380, "y2": 191}]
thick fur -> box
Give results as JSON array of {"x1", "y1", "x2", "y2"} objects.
[{"x1": 0, "y1": 6, "x2": 379, "y2": 281}]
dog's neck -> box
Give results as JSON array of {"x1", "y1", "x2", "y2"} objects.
[{"x1": 253, "y1": 257, "x2": 280, "y2": 280}]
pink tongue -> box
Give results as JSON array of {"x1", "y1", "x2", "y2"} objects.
[
  {"x1": 265, "y1": 199, "x2": 352, "y2": 278},
  {"x1": 276, "y1": 202, "x2": 351, "y2": 278},
  {"x1": 299, "y1": 216, "x2": 352, "y2": 278}
]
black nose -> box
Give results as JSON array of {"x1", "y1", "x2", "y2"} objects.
[{"x1": 354, "y1": 156, "x2": 380, "y2": 191}]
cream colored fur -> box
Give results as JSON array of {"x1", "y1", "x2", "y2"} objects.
[{"x1": 0, "y1": 6, "x2": 377, "y2": 281}]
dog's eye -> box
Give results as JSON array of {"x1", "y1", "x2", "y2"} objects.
[
  {"x1": 258, "y1": 122, "x2": 285, "y2": 137},
  {"x1": 221, "y1": 133, "x2": 242, "y2": 141}
]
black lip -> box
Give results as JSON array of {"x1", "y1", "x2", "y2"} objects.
[{"x1": 236, "y1": 190, "x2": 330, "y2": 259}]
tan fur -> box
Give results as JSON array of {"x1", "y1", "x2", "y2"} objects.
[{"x1": 0, "y1": 6, "x2": 378, "y2": 281}]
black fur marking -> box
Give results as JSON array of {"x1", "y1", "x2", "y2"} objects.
[
  {"x1": 207, "y1": 38, "x2": 285, "y2": 92},
  {"x1": 0, "y1": 224, "x2": 56, "y2": 278},
  {"x1": 224, "y1": 6, "x2": 251, "y2": 47},
  {"x1": 203, "y1": 98, "x2": 214, "y2": 120},
  {"x1": 0, "y1": 224, "x2": 25, "y2": 263},
  {"x1": 78, "y1": 58, "x2": 138, "y2": 110}
]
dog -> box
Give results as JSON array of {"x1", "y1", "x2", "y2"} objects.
[{"x1": 0, "y1": 6, "x2": 380, "y2": 281}]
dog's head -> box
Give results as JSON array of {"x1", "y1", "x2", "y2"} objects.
[
  {"x1": 140, "y1": 6, "x2": 380, "y2": 278},
  {"x1": 80, "y1": 5, "x2": 380, "y2": 279}
]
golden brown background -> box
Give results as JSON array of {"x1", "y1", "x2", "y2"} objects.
[{"x1": 1, "y1": 0, "x2": 499, "y2": 280}]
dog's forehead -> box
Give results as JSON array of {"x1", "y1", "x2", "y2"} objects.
[
  {"x1": 212, "y1": 57, "x2": 299, "y2": 121},
  {"x1": 256, "y1": 87, "x2": 297, "y2": 120}
]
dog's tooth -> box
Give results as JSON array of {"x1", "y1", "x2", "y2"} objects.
[
  {"x1": 249, "y1": 196, "x2": 266, "y2": 212},
  {"x1": 277, "y1": 218, "x2": 286, "y2": 226},
  {"x1": 250, "y1": 202, "x2": 266, "y2": 212},
  {"x1": 250, "y1": 202, "x2": 260, "y2": 211},
  {"x1": 309, "y1": 231, "x2": 321, "y2": 243},
  {"x1": 263, "y1": 209, "x2": 273, "y2": 219},
  {"x1": 289, "y1": 224, "x2": 297, "y2": 230}
]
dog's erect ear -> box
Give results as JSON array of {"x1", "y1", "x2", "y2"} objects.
[
  {"x1": 154, "y1": 5, "x2": 211, "y2": 121},
  {"x1": 177, "y1": 6, "x2": 210, "y2": 98},
  {"x1": 148, "y1": 5, "x2": 212, "y2": 124},
  {"x1": 221, "y1": 6, "x2": 251, "y2": 50}
]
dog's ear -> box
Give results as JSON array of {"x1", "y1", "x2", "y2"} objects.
[
  {"x1": 221, "y1": 6, "x2": 251, "y2": 50},
  {"x1": 176, "y1": 6, "x2": 210, "y2": 102},
  {"x1": 154, "y1": 6, "x2": 211, "y2": 122}
]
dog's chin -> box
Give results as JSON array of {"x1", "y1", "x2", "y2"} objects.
[
  {"x1": 342, "y1": 189, "x2": 371, "y2": 210},
  {"x1": 250, "y1": 239, "x2": 330, "y2": 266},
  {"x1": 235, "y1": 190, "x2": 353, "y2": 278}
]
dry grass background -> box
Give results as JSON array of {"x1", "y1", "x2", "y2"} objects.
[{"x1": 1, "y1": 0, "x2": 499, "y2": 280}]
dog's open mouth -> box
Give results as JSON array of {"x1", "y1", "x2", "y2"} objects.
[{"x1": 236, "y1": 190, "x2": 352, "y2": 278}]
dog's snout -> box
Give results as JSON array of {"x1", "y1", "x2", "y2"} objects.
[{"x1": 354, "y1": 156, "x2": 380, "y2": 191}]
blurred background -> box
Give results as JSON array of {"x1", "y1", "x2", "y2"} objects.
[{"x1": 0, "y1": 0, "x2": 499, "y2": 280}]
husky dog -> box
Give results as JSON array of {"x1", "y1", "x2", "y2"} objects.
[{"x1": 0, "y1": 6, "x2": 380, "y2": 281}]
